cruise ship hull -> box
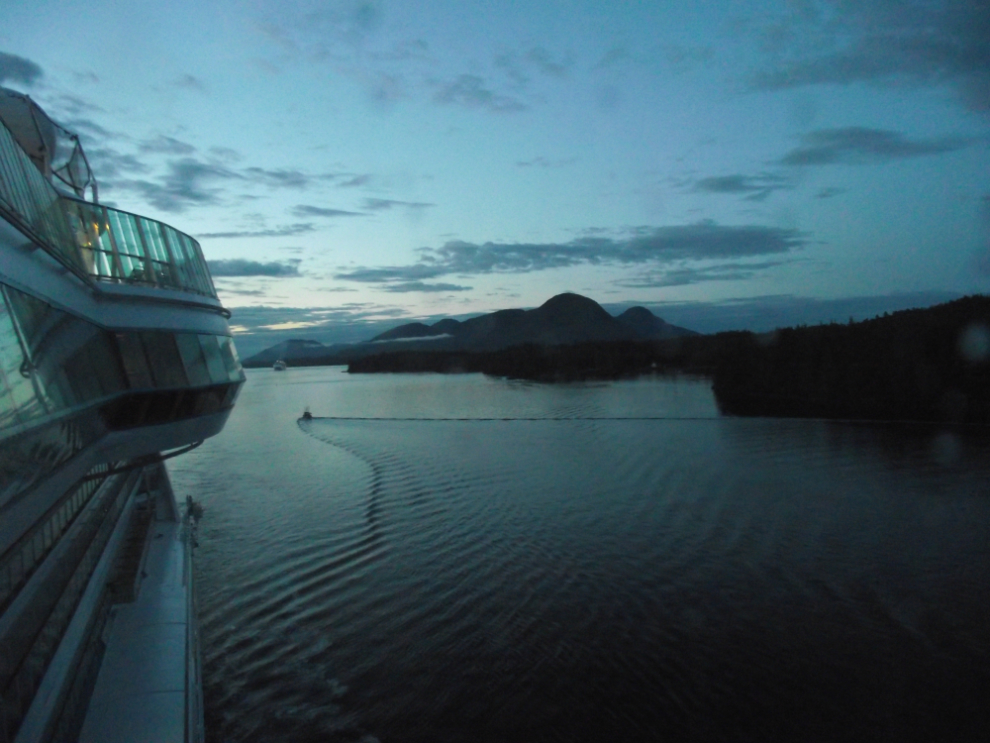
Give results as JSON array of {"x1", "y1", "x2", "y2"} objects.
[{"x1": 1, "y1": 86, "x2": 242, "y2": 742}]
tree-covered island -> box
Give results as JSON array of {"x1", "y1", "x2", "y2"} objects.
[{"x1": 348, "y1": 295, "x2": 990, "y2": 425}]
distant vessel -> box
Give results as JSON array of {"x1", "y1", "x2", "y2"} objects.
[
  {"x1": 1, "y1": 86, "x2": 242, "y2": 741},
  {"x1": 273, "y1": 359, "x2": 287, "y2": 371}
]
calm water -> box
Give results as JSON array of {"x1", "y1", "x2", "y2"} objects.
[{"x1": 168, "y1": 367, "x2": 990, "y2": 742}]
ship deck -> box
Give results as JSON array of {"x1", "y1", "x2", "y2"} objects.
[{"x1": 79, "y1": 517, "x2": 197, "y2": 743}]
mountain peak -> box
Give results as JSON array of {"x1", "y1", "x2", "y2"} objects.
[
  {"x1": 537, "y1": 293, "x2": 614, "y2": 322},
  {"x1": 540, "y1": 292, "x2": 605, "y2": 311},
  {"x1": 617, "y1": 306, "x2": 657, "y2": 322},
  {"x1": 614, "y1": 306, "x2": 680, "y2": 339}
]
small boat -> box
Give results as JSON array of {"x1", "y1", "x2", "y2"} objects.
[{"x1": 273, "y1": 359, "x2": 287, "y2": 371}]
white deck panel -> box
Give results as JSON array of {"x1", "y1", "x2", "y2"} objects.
[{"x1": 79, "y1": 520, "x2": 190, "y2": 743}]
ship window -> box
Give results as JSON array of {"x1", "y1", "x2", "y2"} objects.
[
  {"x1": 116, "y1": 332, "x2": 154, "y2": 390},
  {"x1": 64, "y1": 327, "x2": 126, "y2": 402},
  {"x1": 0, "y1": 383, "x2": 15, "y2": 430},
  {"x1": 0, "y1": 298, "x2": 23, "y2": 431},
  {"x1": 176, "y1": 333, "x2": 211, "y2": 386},
  {"x1": 2, "y1": 286, "x2": 95, "y2": 413},
  {"x1": 192, "y1": 385, "x2": 225, "y2": 416},
  {"x1": 88, "y1": 331, "x2": 127, "y2": 396},
  {"x1": 217, "y1": 335, "x2": 244, "y2": 382},
  {"x1": 199, "y1": 334, "x2": 228, "y2": 384},
  {"x1": 143, "y1": 389, "x2": 180, "y2": 425},
  {"x1": 140, "y1": 331, "x2": 189, "y2": 388},
  {"x1": 49, "y1": 367, "x2": 79, "y2": 408},
  {"x1": 138, "y1": 219, "x2": 168, "y2": 261},
  {"x1": 0, "y1": 293, "x2": 38, "y2": 427},
  {"x1": 3, "y1": 284, "x2": 56, "y2": 353},
  {"x1": 63, "y1": 335, "x2": 102, "y2": 403},
  {"x1": 222, "y1": 381, "x2": 242, "y2": 408}
]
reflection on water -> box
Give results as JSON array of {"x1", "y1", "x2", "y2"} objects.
[{"x1": 168, "y1": 368, "x2": 990, "y2": 742}]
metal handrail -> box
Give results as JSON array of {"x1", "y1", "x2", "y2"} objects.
[{"x1": 0, "y1": 118, "x2": 218, "y2": 301}]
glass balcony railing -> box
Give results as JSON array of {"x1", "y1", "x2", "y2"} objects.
[
  {"x1": 61, "y1": 198, "x2": 217, "y2": 297},
  {"x1": 0, "y1": 118, "x2": 218, "y2": 301}
]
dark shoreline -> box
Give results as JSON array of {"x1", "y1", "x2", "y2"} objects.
[{"x1": 347, "y1": 296, "x2": 990, "y2": 425}]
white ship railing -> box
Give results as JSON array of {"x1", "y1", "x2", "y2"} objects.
[{"x1": 0, "y1": 118, "x2": 218, "y2": 301}]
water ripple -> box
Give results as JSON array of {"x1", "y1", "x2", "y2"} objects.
[{"x1": 168, "y1": 370, "x2": 990, "y2": 742}]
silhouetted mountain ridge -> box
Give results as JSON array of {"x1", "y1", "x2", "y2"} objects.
[
  {"x1": 369, "y1": 293, "x2": 694, "y2": 350},
  {"x1": 242, "y1": 293, "x2": 696, "y2": 366}
]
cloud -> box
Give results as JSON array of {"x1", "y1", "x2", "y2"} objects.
[
  {"x1": 371, "y1": 38, "x2": 432, "y2": 64},
  {"x1": 433, "y1": 74, "x2": 527, "y2": 113},
  {"x1": 381, "y1": 281, "x2": 472, "y2": 293},
  {"x1": 665, "y1": 45, "x2": 715, "y2": 73},
  {"x1": 139, "y1": 135, "x2": 197, "y2": 155},
  {"x1": 256, "y1": 5, "x2": 579, "y2": 115},
  {"x1": 209, "y1": 146, "x2": 242, "y2": 163},
  {"x1": 496, "y1": 47, "x2": 572, "y2": 86},
  {"x1": 335, "y1": 222, "x2": 808, "y2": 288},
  {"x1": 778, "y1": 127, "x2": 974, "y2": 166},
  {"x1": 85, "y1": 147, "x2": 150, "y2": 179},
  {"x1": 362, "y1": 198, "x2": 434, "y2": 211},
  {"x1": 617, "y1": 260, "x2": 794, "y2": 288},
  {"x1": 335, "y1": 265, "x2": 444, "y2": 283},
  {"x1": 73, "y1": 71, "x2": 100, "y2": 85},
  {"x1": 525, "y1": 47, "x2": 571, "y2": 77},
  {"x1": 0, "y1": 51, "x2": 43, "y2": 86},
  {"x1": 242, "y1": 167, "x2": 314, "y2": 188},
  {"x1": 749, "y1": 0, "x2": 990, "y2": 113},
  {"x1": 207, "y1": 259, "x2": 301, "y2": 277},
  {"x1": 60, "y1": 118, "x2": 114, "y2": 140},
  {"x1": 594, "y1": 46, "x2": 632, "y2": 70},
  {"x1": 494, "y1": 54, "x2": 530, "y2": 88},
  {"x1": 338, "y1": 174, "x2": 371, "y2": 188},
  {"x1": 815, "y1": 187, "x2": 847, "y2": 199},
  {"x1": 218, "y1": 288, "x2": 268, "y2": 297},
  {"x1": 45, "y1": 94, "x2": 106, "y2": 124},
  {"x1": 120, "y1": 157, "x2": 239, "y2": 211},
  {"x1": 198, "y1": 223, "x2": 316, "y2": 238},
  {"x1": 691, "y1": 173, "x2": 792, "y2": 201},
  {"x1": 292, "y1": 204, "x2": 366, "y2": 218},
  {"x1": 516, "y1": 156, "x2": 578, "y2": 169},
  {"x1": 173, "y1": 74, "x2": 206, "y2": 91},
  {"x1": 104, "y1": 149, "x2": 336, "y2": 211}
]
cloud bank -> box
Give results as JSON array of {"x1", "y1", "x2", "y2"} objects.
[
  {"x1": 93, "y1": 141, "x2": 343, "y2": 212},
  {"x1": 198, "y1": 224, "x2": 316, "y2": 239},
  {"x1": 617, "y1": 260, "x2": 795, "y2": 288},
  {"x1": 750, "y1": 0, "x2": 990, "y2": 113},
  {"x1": 779, "y1": 127, "x2": 974, "y2": 166},
  {"x1": 362, "y1": 198, "x2": 434, "y2": 211},
  {"x1": 293, "y1": 205, "x2": 365, "y2": 218},
  {"x1": 208, "y1": 259, "x2": 301, "y2": 277},
  {"x1": 692, "y1": 173, "x2": 792, "y2": 201},
  {"x1": 381, "y1": 281, "x2": 472, "y2": 293},
  {"x1": 335, "y1": 222, "x2": 807, "y2": 290},
  {"x1": 433, "y1": 74, "x2": 527, "y2": 113}
]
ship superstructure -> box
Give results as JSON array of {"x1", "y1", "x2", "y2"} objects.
[{"x1": 0, "y1": 87, "x2": 243, "y2": 742}]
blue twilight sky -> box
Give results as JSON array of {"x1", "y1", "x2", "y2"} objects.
[{"x1": 2, "y1": 0, "x2": 989, "y2": 349}]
